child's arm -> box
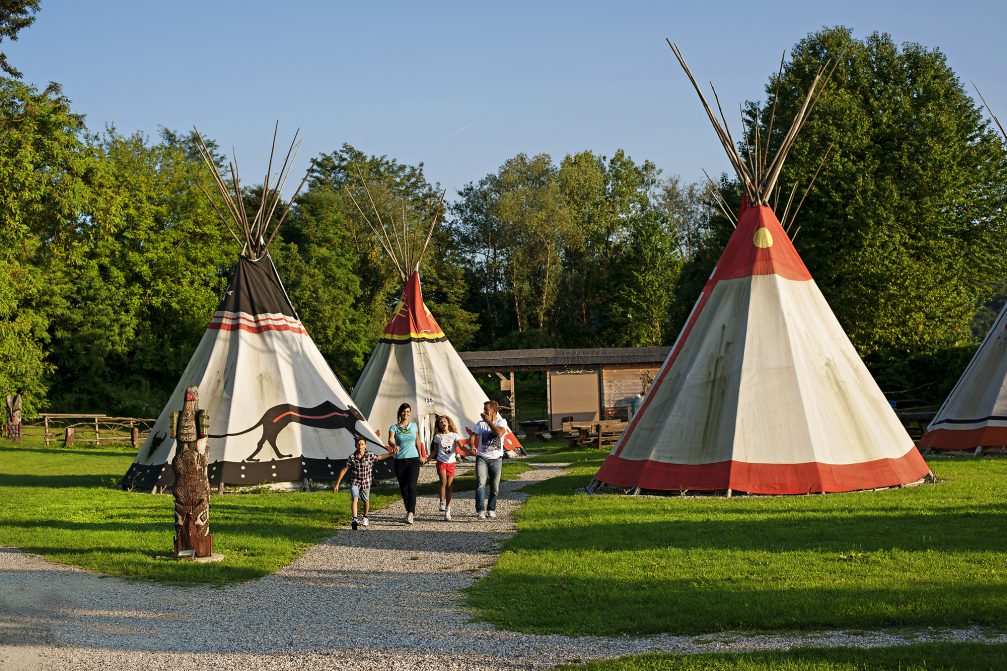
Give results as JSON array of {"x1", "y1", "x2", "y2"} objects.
[
  {"x1": 376, "y1": 451, "x2": 393, "y2": 462},
  {"x1": 333, "y1": 465, "x2": 349, "y2": 492}
]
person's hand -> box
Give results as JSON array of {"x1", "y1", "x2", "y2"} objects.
[
  {"x1": 333, "y1": 483, "x2": 340, "y2": 493},
  {"x1": 480, "y1": 412, "x2": 488, "y2": 422}
]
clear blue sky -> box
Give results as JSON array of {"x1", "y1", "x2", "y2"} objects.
[{"x1": 7, "y1": 1, "x2": 1006, "y2": 199}]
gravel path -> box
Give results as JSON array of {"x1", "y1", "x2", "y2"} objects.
[{"x1": 1, "y1": 462, "x2": 1004, "y2": 670}]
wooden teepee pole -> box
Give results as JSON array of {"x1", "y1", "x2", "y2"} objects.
[
  {"x1": 250, "y1": 121, "x2": 280, "y2": 243},
  {"x1": 416, "y1": 190, "x2": 447, "y2": 268},
  {"x1": 974, "y1": 84, "x2": 1007, "y2": 141},
  {"x1": 344, "y1": 186, "x2": 405, "y2": 280}
]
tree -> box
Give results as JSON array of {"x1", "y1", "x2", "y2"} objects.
[
  {"x1": 0, "y1": 78, "x2": 94, "y2": 414},
  {"x1": 750, "y1": 28, "x2": 1007, "y2": 399},
  {"x1": 302, "y1": 144, "x2": 477, "y2": 368},
  {"x1": 554, "y1": 150, "x2": 681, "y2": 346},
  {"x1": 0, "y1": 0, "x2": 38, "y2": 77},
  {"x1": 47, "y1": 129, "x2": 233, "y2": 416},
  {"x1": 453, "y1": 153, "x2": 577, "y2": 347},
  {"x1": 271, "y1": 185, "x2": 370, "y2": 386}
]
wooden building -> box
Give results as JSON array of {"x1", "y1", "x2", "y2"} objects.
[{"x1": 457, "y1": 347, "x2": 670, "y2": 431}]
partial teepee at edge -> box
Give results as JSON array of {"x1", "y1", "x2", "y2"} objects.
[
  {"x1": 592, "y1": 42, "x2": 931, "y2": 495},
  {"x1": 121, "y1": 128, "x2": 385, "y2": 492},
  {"x1": 347, "y1": 182, "x2": 522, "y2": 451},
  {"x1": 919, "y1": 92, "x2": 1007, "y2": 453}
]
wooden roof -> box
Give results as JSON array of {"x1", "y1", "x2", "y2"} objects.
[{"x1": 457, "y1": 347, "x2": 671, "y2": 372}]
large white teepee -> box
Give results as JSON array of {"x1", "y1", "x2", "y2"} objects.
[
  {"x1": 352, "y1": 271, "x2": 504, "y2": 445},
  {"x1": 593, "y1": 43, "x2": 930, "y2": 495},
  {"x1": 122, "y1": 130, "x2": 385, "y2": 492},
  {"x1": 347, "y1": 185, "x2": 522, "y2": 450},
  {"x1": 920, "y1": 98, "x2": 1007, "y2": 453}
]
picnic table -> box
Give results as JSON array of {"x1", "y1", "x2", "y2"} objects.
[{"x1": 562, "y1": 420, "x2": 628, "y2": 450}]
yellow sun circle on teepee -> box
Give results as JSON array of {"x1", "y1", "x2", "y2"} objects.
[{"x1": 753, "y1": 227, "x2": 774, "y2": 248}]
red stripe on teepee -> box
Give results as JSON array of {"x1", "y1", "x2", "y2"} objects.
[
  {"x1": 383, "y1": 272, "x2": 445, "y2": 340},
  {"x1": 919, "y1": 426, "x2": 1007, "y2": 450},
  {"x1": 596, "y1": 449, "x2": 930, "y2": 495}
]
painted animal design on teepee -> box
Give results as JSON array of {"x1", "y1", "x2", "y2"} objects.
[
  {"x1": 121, "y1": 126, "x2": 385, "y2": 491},
  {"x1": 208, "y1": 401, "x2": 382, "y2": 462}
]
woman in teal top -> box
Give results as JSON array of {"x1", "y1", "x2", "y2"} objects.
[{"x1": 388, "y1": 403, "x2": 423, "y2": 523}]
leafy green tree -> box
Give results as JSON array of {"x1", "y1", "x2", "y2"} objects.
[
  {"x1": 48, "y1": 129, "x2": 233, "y2": 416},
  {"x1": 754, "y1": 28, "x2": 1007, "y2": 398},
  {"x1": 0, "y1": 78, "x2": 94, "y2": 414},
  {"x1": 270, "y1": 186, "x2": 370, "y2": 386},
  {"x1": 453, "y1": 153, "x2": 576, "y2": 347},
  {"x1": 306, "y1": 144, "x2": 476, "y2": 360},
  {"x1": 555, "y1": 149, "x2": 679, "y2": 346}
]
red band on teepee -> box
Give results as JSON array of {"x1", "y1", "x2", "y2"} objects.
[
  {"x1": 382, "y1": 272, "x2": 446, "y2": 342},
  {"x1": 919, "y1": 425, "x2": 1007, "y2": 450},
  {"x1": 596, "y1": 448, "x2": 930, "y2": 495}
]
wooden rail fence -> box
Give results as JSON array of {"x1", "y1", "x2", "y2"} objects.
[{"x1": 22, "y1": 414, "x2": 157, "y2": 448}]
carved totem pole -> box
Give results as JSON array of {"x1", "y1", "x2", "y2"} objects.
[{"x1": 170, "y1": 386, "x2": 213, "y2": 558}]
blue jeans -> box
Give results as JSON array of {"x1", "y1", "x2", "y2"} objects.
[{"x1": 475, "y1": 456, "x2": 502, "y2": 512}]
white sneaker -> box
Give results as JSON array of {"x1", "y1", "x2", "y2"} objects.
[
  {"x1": 362, "y1": 517, "x2": 369, "y2": 528},
  {"x1": 488, "y1": 510, "x2": 497, "y2": 519},
  {"x1": 444, "y1": 508, "x2": 452, "y2": 521},
  {"x1": 406, "y1": 512, "x2": 414, "y2": 524},
  {"x1": 439, "y1": 501, "x2": 446, "y2": 512},
  {"x1": 477, "y1": 511, "x2": 487, "y2": 520}
]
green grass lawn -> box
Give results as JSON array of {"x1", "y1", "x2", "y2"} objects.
[
  {"x1": 0, "y1": 435, "x2": 528, "y2": 584},
  {"x1": 562, "y1": 643, "x2": 1007, "y2": 670},
  {"x1": 467, "y1": 448, "x2": 1007, "y2": 636}
]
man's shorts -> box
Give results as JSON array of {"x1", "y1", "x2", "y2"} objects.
[
  {"x1": 436, "y1": 461, "x2": 456, "y2": 477},
  {"x1": 349, "y1": 484, "x2": 370, "y2": 502}
]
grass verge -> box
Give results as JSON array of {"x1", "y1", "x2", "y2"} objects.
[
  {"x1": 560, "y1": 642, "x2": 1007, "y2": 670},
  {"x1": 0, "y1": 436, "x2": 527, "y2": 584},
  {"x1": 467, "y1": 448, "x2": 1007, "y2": 636}
]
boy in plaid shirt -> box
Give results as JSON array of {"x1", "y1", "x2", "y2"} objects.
[{"x1": 334, "y1": 436, "x2": 393, "y2": 530}]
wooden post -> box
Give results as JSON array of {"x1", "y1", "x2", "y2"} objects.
[
  {"x1": 64, "y1": 427, "x2": 74, "y2": 447},
  {"x1": 94, "y1": 416, "x2": 100, "y2": 446},
  {"x1": 130, "y1": 426, "x2": 140, "y2": 450},
  {"x1": 218, "y1": 480, "x2": 225, "y2": 495},
  {"x1": 509, "y1": 371, "x2": 516, "y2": 424},
  {"x1": 44, "y1": 415, "x2": 50, "y2": 446}
]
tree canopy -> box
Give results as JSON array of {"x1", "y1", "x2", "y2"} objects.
[
  {"x1": 2, "y1": 15, "x2": 1006, "y2": 416},
  {"x1": 751, "y1": 27, "x2": 1007, "y2": 398}
]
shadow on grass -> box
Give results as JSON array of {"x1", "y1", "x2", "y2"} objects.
[
  {"x1": 0, "y1": 473, "x2": 121, "y2": 488},
  {"x1": 470, "y1": 571, "x2": 1007, "y2": 635},
  {"x1": 0, "y1": 445, "x2": 134, "y2": 458},
  {"x1": 505, "y1": 503, "x2": 1007, "y2": 553}
]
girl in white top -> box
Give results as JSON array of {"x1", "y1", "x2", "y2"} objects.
[{"x1": 431, "y1": 415, "x2": 463, "y2": 521}]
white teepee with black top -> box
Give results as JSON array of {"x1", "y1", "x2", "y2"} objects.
[{"x1": 122, "y1": 128, "x2": 386, "y2": 491}]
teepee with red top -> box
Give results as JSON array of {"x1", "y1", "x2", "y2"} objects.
[
  {"x1": 349, "y1": 193, "x2": 522, "y2": 453},
  {"x1": 593, "y1": 42, "x2": 930, "y2": 495}
]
